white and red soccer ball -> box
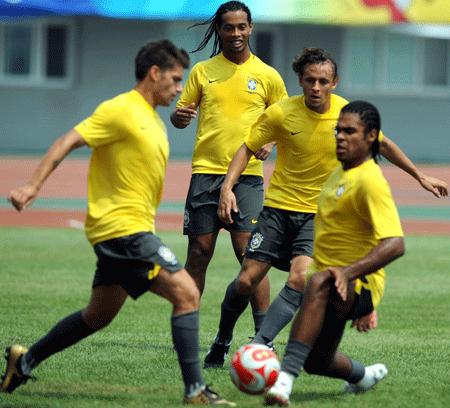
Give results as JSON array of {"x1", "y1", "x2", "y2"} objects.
[{"x1": 229, "y1": 343, "x2": 280, "y2": 395}]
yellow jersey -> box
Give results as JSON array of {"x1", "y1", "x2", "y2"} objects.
[
  {"x1": 313, "y1": 159, "x2": 404, "y2": 307},
  {"x1": 177, "y1": 52, "x2": 287, "y2": 176},
  {"x1": 245, "y1": 94, "x2": 348, "y2": 212},
  {"x1": 75, "y1": 90, "x2": 169, "y2": 245}
]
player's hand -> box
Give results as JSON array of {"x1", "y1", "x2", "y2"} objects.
[
  {"x1": 254, "y1": 142, "x2": 275, "y2": 161},
  {"x1": 418, "y1": 174, "x2": 448, "y2": 198},
  {"x1": 218, "y1": 188, "x2": 238, "y2": 225},
  {"x1": 327, "y1": 266, "x2": 349, "y2": 301},
  {"x1": 171, "y1": 102, "x2": 197, "y2": 128},
  {"x1": 351, "y1": 310, "x2": 378, "y2": 332},
  {"x1": 8, "y1": 184, "x2": 39, "y2": 211}
]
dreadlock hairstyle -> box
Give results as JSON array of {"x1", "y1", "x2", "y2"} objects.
[
  {"x1": 341, "y1": 100, "x2": 381, "y2": 162},
  {"x1": 292, "y1": 47, "x2": 338, "y2": 81},
  {"x1": 189, "y1": 1, "x2": 252, "y2": 57}
]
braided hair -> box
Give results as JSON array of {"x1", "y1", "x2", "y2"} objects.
[
  {"x1": 341, "y1": 100, "x2": 381, "y2": 161},
  {"x1": 189, "y1": 1, "x2": 252, "y2": 57}
]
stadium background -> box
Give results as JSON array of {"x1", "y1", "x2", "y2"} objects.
[{"x1": 0, "y1": 0, "x2": 449, "y2": 232}]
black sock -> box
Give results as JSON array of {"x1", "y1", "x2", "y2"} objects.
[
  {"x1": 171, "y1": 311, "x2": 204, "y2": 395},
  {"x1": 252, "y1": 310, "x2": 266, "y2": 336},
  {"x1": 217, "y1": 280, "x2": 251, "y2": 343},
  {"x1": 24, "y1": 310, "x2": 95, "y2": 370},
  {"x1": 253, "y1": 284, "x2": 303, "y2": 345},
  {"x1": 347, "y1": 359, "x2": 366, "y2": 383},
  {"x1": 280, "y1": 339, "x2": 312, "y2": 378}
]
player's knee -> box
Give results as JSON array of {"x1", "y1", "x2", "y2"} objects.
[
  {"x1": 189, "y1": 237, "x2": 214, "y2": 258},
  {"x1": 235, "y1": 272, "x2": 256, "y2": 296},
  {"x1": 307, "y1": 272, "x2": 332, "y2": 299},
  {"x1": 173, "y1": 278, "x2": 200, "y2": 310}
]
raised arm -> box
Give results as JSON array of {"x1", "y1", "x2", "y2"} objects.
[
  {"x1": 8, "y1": 129, "x2": 86, "y2": 211},
  {"x1": 380, "y1": 136, "x2": 448, "y2": 198},
  {"x1": 218, "y1": 143, "x2": 254, "y2": 224}
]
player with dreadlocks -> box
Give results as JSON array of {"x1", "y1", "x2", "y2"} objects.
[
  {"x1": 205, "y1": 47, "x2": 448, "y2": 369},
  {"x1": 265, "y1": 101, "x2": 405, "y2": 405},
  {"x1": 170, "y1": 1, "x2": 287, "y2": 357}
]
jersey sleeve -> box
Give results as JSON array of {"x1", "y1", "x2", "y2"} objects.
[
  {"x1": 74, "y1": 100, "x2": 123, "y2": 148},
  {"x1": 176, "y1": 63, "x2": 202, "y2": 108},
  {"x1": 244, "y1": 103, "x2": 283, "y2": 152},
  {"x1": 267, "y1": 69, "x2": 288, "y2": 106},
  {"x1": 355, "y1": 172, "x2": 404, "y2": 240}
]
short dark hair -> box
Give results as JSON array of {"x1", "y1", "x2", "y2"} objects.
[
  {"x1": 189, "y1": 1, "x2": 252, "y2": 57},
  {"x1": 341, "y1": 100, "x2": 381, "y2": 160},
  {"x1": 292, "y1": 47, "x2": 338, "y2": 80},
  {"x1": 135, "y1": 39, "x2": 190, "y2": 81}
]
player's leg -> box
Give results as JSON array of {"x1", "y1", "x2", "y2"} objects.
[
  {"x1": 204, "y1": 257, "x2": 271, "y2": 368},
  {"x1": 230, "y1": 175, "x2": 269, "y2": 335},
  {"x1": 1, "y1": 284, "x2": 127, "y2": 393},
  {"x1": 230, "y1": 229, "x2": 270, "y2": 336},
  {"x1": 302, "y1": 291, "x2": 387, "y2": 393},
  {"x1": 185, "y1": 231, "x2": 219, "y2": 294},
  {"x1": 150, "y1": 267, "x2": 234, "y2": 406},
  {"x1": 265, "y1": 271, "x2": 353, "y2": 405},
  {"x1": 253, "y1": 255, "x2": 312, "y2": 346},
  {"x1": 253, "y1": 212, "x2": 314, "y2": 346},
  {"x1": 183, "y1": 174, "x2": 224, "y2": 295}
]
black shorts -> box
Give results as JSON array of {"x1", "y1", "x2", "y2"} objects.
[
  {"x1": 92, "y1": 232, "x2": 182, "y2": 300},
  {"x1": 349, "y1": 287, "x2": 375, "y2": 320},
  {"x1": 245, "y1": 206, "x2": 315, "y2": 272},
  {"x1": 183, "y1": 173, "x2": 264, "y2": 235}
]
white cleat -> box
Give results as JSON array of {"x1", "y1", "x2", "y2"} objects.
[
  {"x1": 265, "y1": 371, "x2": 293, "y2": 406},
  {"x1": 344, "y1": 363, "x2": 388, "y2": 393}
]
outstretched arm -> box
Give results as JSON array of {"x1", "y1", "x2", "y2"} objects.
[
  {"x1": 380, "y1": 136, "x2": 448, "y2": 198},
  {"x1": 218, "y1": 143, "x2": 254, "y2": 224},
  {"x1": 8, "y1": 129, "x2": 86, "y2": 211}
]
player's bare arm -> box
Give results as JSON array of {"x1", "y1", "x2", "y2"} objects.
[
  {"x1": 8, "y1": 129, "x2": 86, "y2": 212},
  {"x1": 218, "y1": 143, "x2": 254, "y2": 224},
  {"x1": 327, "y1": 236, "x2": 405, "y2": 302},
  {"x1": 254, "y1": 141, "x2": 276, "y2": 161},
  {"x1": 170, "y1": 102, "x2": 197, "y2": 129},
  {"x1": 380, "y1": 136, "x2": 448, "y2": 198}
]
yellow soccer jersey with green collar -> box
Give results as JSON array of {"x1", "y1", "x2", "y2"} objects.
[
  {"x1": 177, "y1": 52, "x2": 287, "y2": 176},
  {"x1": 74, "y1": 90, "x2": 169, "y2": 245},
  {"x1": 313, "y1": 159, "x2": 404, "y2": 307}
]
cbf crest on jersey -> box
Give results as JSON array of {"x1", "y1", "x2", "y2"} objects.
[
  {"x1": 336, "y1": 184, "x2": 345, "y2": 197},
  {"x1": 247, "y1": 78, "x2": 257, "y2": 92}
]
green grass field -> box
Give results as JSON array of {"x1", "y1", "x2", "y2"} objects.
[{"x1": 0, "y1": 227, "x2": 449, "y2": 407}]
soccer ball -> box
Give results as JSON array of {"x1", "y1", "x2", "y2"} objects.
[{"x1": 229, "y1": 344, "x2": 280, "y2": 395}]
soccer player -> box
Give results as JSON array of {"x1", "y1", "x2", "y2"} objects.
[
  {"x1": 204, "y1": 47, "x2": 448, "y2": 367},
  {"x1": 265, "y1": 100, "x2": 405, "y2": 406},
  {"x1": 170, "y1": 1, "x2": 287, "y2": 342},
  {"x1": 1, "y1": 40, "x2": 234, "y2": 406}
]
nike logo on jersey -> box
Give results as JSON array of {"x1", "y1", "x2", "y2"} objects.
[
  {"x1": 251, "y1": 219, "x2": 258, "y2": 224},
  {"x1": 290, "y1": 130, "x2": 303, "y2": 135},
  {"x1": 208, "y1": 79, "x2": 218, "y2": 83}
]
